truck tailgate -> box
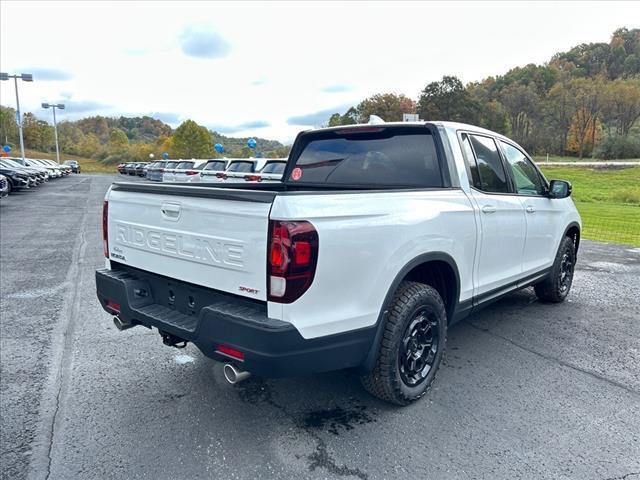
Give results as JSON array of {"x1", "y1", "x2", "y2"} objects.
[{"x1": 106, "y1": 183, "x2": 275, "y2": 301}]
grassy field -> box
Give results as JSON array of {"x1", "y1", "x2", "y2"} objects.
[
  {"x1": 540, "y1": 165, "x2": 640, "y2": 246},
  {"x1": 534, "y1": 154, "x2": 640, "y2": 163},
  {"x1": 23, "y1": 149, "x2": 115, "y2": 173}
]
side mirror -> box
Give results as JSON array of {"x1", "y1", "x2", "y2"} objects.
[{"x1": 549, "y1": 180, "x2": 572, "y2": 199}]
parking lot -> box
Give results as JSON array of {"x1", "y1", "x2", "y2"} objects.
[{"x1": 1, "y1": 173, "x2": 639, "y2": 480}]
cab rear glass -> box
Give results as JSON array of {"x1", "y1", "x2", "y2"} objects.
[
  {"x1": 288, "y1": 127, "x2": 443, "y2": 187},
  {"x1": 227, "y1": 161, "x2": 254, "y2": 173},
  {"x1": 203, "y1": 161, "x2": 226, "y2": 171}
]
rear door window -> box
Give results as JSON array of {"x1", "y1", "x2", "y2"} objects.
[
  {"x1": 289, "y1": 127, "x2": 442, "y2": 187},
  {"x1": 466, "y1": 134, "x2": 510, "y2": 193},
  {"x1": 176, "y1": 161, "x2": 194, "y2": 169},
  {"x1": 165, "y1": 161, "x2": 178, "y2": 169}
]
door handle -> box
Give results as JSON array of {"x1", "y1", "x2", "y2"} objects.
[
  {"x1": 481, "y1": 205, "x2": 496, "y2": 214},
  {"x1": 525, "y1": 205, "x2": 536, "y2": 213},
  {"x1": 161, "y1": 202, "x2": 181, "y2": 220}
]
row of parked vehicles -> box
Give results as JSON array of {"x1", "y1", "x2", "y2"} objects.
[
  {"x1": 117, "y1": 158, "x2": 287, "y2": 183},
  {"x1": 0, "y1": 158, "x2": 80, "y2": 198}
]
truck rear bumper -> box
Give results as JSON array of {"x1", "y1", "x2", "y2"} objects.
[{"x1": 95, "y1": 263, "x2": 375, "y2": 377}]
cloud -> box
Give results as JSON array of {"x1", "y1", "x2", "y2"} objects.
[
  {"x1": 287, "y1": 105, "x2": 351, "y2": 126},
  {"x1": 251, "y1": 78, "x2": 267, "y2": 86},
  {"x1": 209, "y1": 120, "x2": 269, "y2": 133},
  {"x1": 180, "y1": 25, "x2": 231, "y2": 59},
  {"x1": 24, "y1": 67, "x2": 73, "y2": 81},
  {"x1": 63, "y1": 99, "x2": 112, "y2": 113},
  {"x1": 321, "y1": 84, "x2": 353, "y2": 93}
]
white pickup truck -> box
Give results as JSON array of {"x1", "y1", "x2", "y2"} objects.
[{"x1": 96, "y1": 121, "x2": 581, "y2": 405}]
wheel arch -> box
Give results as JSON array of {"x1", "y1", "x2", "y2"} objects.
[
  {"x1": 564, "y1": 222, "x2": 581, "y2": 256},
  {"x1": 357, "y1": 252, "x2": 461, "y2": 373}
]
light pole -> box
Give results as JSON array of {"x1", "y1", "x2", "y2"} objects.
[
  {"x1": 0, "y1": 72, "x2": 34, "y2": 162},
  {"x1": 42, "y1": 103, "x2": 65, "y2": 164}
]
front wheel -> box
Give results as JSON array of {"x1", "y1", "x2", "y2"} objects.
[
  {"x1": 534, "y1": 235, "x2": 576, "y2": 303},
  {"x1": 361, "y1": 281, "x2": 447, "y2": 406}
]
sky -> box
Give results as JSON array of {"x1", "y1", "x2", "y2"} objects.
[{"x1": 1, "y1": 1, "x2": 638, "y2": 144}]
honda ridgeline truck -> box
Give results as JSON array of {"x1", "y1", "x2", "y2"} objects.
[{"x1": 96, "y1": 122, "x2": 581, "y2": 405}]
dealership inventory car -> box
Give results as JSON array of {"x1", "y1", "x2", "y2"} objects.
[
  {"x1": 97, "y1": 121, "x2": 581, "y2": 405},
  {"x1": 243, "y1": 159, "x2": 287, "y2": 182},
  {"x1": 0, "y1": 160, "x2": 41, "y2": 186},
  {"x1": 0, "y1": 174, "x2": 8, "y2": 198},
  {"x1": 63, "y1": 160, "x2": 81, "y2": 173},
  {"x1": 198, "y1": 159, "x2": 228, "y2": 182},
  {"x1": 146, "y1": 161, "x2": 166, "y2": 182},
  {"x1": 161, "y1": 161, "x2": 180, "y2": 182},
  {"x1": 172, "y1": 160, "x2": 208, "y2": 183},
  {"x1": 3, "y1": 158, "x2": 48, "y2": 183},
  {"x1": 0, "y1": 164, "x2": 31, "y2": 192},
  {"x1": 135, "y1": 162, "x2": 150, "y2": 177}
]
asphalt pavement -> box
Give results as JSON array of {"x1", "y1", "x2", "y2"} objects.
[{"x1": 1, "y1": 174, "x2": 639, "y2": 480}]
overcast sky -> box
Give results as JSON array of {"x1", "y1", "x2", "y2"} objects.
[{"x1": 1, "y1": 1, "x2": 637, "y2": 144}]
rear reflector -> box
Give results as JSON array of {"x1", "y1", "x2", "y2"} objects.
[
  {"x1": 106, "y1": 300, "x2": 120, "y2": 313},
  {"x1": 244, "y1": 175, "x2": 262, "y2": 182},
  {"x1": 216, "y1": 172, "x2": 227, "y2": 179},
  {"x1": 217, "y1": 344, "x2": 244, "y2": 361},
  {"x1": 186, "y1": 170, "x2": 199, "y2": 176}
]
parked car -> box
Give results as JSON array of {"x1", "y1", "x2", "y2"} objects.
[
  {"x1": 0, "y1": 174, "x2": 8, "y2": 198},
  {"x1": 4, "y1": 158, "x2": 48, "y2": 183},
  {"x1": 63, "y1": 160, "x2": 81, "y2": 173},
  {"x1": 97, "y1": 121, "x2": 580, "y2": 405},
  {"x1": 161, "y1": 161, "x2": 180, "y2": 182},
  {"x1": 135, "y1": 162, "x2": 150, "y2": 177},
  {"x1": 0, "y1": 160, "x2": 41, "y2": 186},
  {"x1": 117, "y1": 163, "x2": 127, "y2": 174},
  {"x1": 146, "y1": 161, "x2": 166, "y2": 182},
  {"x1": 198, "y1": 159, "x2": 228, "y2": 182},
  {"x1": 29, "y1": 159, "x2": 63, "y2": 178},
  {"x1": 39, "y1": 159, "x2": 69, "y2": 176},
  {"x1": 222, "y1": 159, "x2": 260, "y2": 181},
  {"x1": 243, "y1": 159, "x2": 287, "y2": 183},
  {"x1": 0, "y1": 164, "x2": 31, "y2": 192},
  {"x1": 172, "y1": 160, "x2": 208, "y2": 183}
]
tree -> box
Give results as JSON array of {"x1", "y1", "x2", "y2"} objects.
[
  {"x1": 22, "y1": 112, "x2": 54, "y2": 151},
  {"x1": 545, "y1": 82, "x2": 577, "y2": 153},
  {"x1": 356, "y1": 94, "x2": 416, "y2": 123},
  {"x1": 565, "y1": 78, "x2": 605, "y2": 158},
  {"x1": 601, "y1": 78, "x2": 640, "y2": 136},
  {"x1": 0, "y1": 106, "x2": 19, "y2": 146},
  {"x1": 417, "y1": 76, "x2": 479, "y2": 123},
  {"x1": 170, "y1": 120, "x2": 211, "y2": 158},
  {"x1": 499, "y1": 83, "x2": 540, "y2": 150},
  {"x1": 107, "y1": 128, "x2": 129, "y2": 155}
]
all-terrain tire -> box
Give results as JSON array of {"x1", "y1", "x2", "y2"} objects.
[
  {"x1": 534, "y1": 235, "x2": 576, "y2": 303},
  {"x1": 361, "y1": 281, "x2": 447, "y2": 406}
]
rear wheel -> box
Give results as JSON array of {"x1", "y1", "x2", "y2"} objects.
[
  {"x1": 534, "y1": 235, "x2": 576, "y2": 303},
  {"x1": 361, "y1": 281, "x2": 447, "y2": 405}
]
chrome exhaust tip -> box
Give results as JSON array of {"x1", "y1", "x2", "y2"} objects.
[
  {"x1": 113, "y1": 316, "x2": 136, "y2": 331},
  {"x1": 223, "y1": 363, "x2": 251, "y2": 384}
]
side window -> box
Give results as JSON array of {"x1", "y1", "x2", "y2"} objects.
[
  {"x1": 460, "y1": 133, "x2": 481, "y2": 189},
  {"x1": 468, "y1": 134, "x2": 510, "y2": 193},
  {"x1": 500, "y1": 141, "x2": 545, "y2": 195}
]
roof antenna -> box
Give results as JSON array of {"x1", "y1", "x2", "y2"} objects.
[{"x1": 368, "y1": 115, "x2": 385, "y2": 125}]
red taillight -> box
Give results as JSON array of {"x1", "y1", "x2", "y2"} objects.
[
  {"x1": 159, "y1": 168, "x2": 165, "y2": 173},
  {"x1": 244, "y1": 175, "x2": 262, "y2": 182},
  {"x1": 267, "y1": 220, "x2": 318, "y2": 303},
  {"x1": 217, "y1": 344, "x2": 244, "y2": 361},
  {"x1": 216, "y1": 172, "x2": 227, "y2": 179},
  {"x1": 186, "y1": 170, "x2": 199, "y2": 176},
  {"x1": 102, "y1": 200, "x2": 109, "y2": 258}
]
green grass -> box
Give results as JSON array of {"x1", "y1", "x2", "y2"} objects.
[
  {"x1": 540, "y1": 165, "x2": 640, "y2": 246},
  {"x1": 23, "y1": 149, "x2": 115, "y2": 174},
  {"x1": 534, "y1": 155, "x2": 640, "y2": 163}
]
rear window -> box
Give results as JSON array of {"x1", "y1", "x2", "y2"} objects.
[
  {"x1": 176, "y1": 161, "x2": 194, "y2": 169},
  {"x1": 261, "y1": 162, "x2": 286, "y2": 174},
  {"x1": 165, "y1": 161, "x2": 178, "y2": 169},
  {"x1": 203, "y1": 161, "x2": 226, "y2": 171},
  {"x1": 289, "y1": 127, "x2": 442, "y2": 187},
  {"x1": 227, "y1": 161, "x2": 254, "y2": 173}
]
